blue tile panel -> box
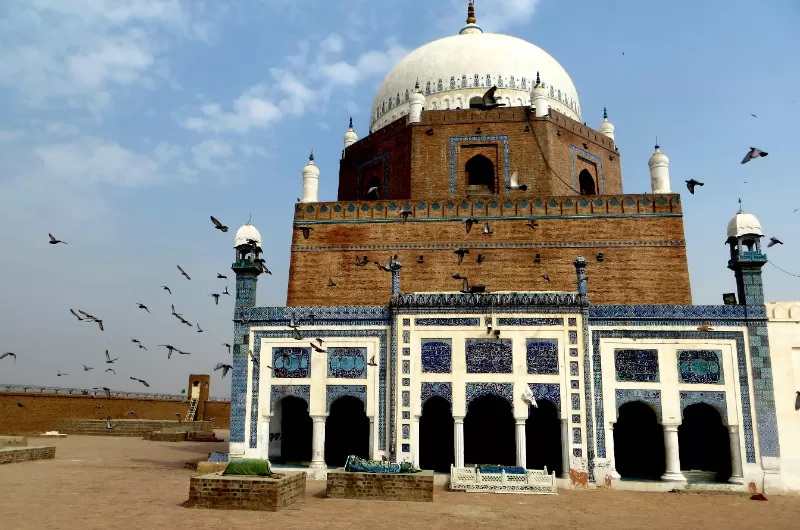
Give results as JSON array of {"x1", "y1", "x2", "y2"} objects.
[
  {"x1": 326, "y1": 385, "x2": 367, "y2": 413},
  {"x1": 466, "y1": 383, "x2": 513, "y2": 407},
  {"x1": 402, "y1": 330, "x2": 410, "y2": 344},
  {"x1": 402, "y1": 391, "x2": 410, "y2": 407},
  {"x1": 402, "y1": 411, "x2": 410, "y2": 420},
  {"x1": 272, "y1": 347, "x2": 310, "y2": 379},
  {"x1": 570, "y1": 361, "x2": 579, "y2": 377},
  {"x1": 402, "y1": 347, "x2": 410, "y2": 356},
  {"x1": 249, "y1": 354, "x2": 260, "y2": 448},
  {"x1": 234, "y1": 274, "x2": 258, "y2": 309},
  {"x1": 615, "y1": 389, "x2": 662, "y2": 421},
  {"x1": 570, "y1": 348, "x2": 578, "y2": 357},
  {"x1": 402, "y1": 360, "x2": 410, "y2": 374},
  {"x1": 415, "y1": 318, "x2": 480, "y2": 326},
  {"x1": 236, "y1": 305, "x2": 389, "y2": 324},
  {"x1": 593, "y1": 330, "x2": 756, "y2": 464},
  {"x1": 678, "y1": 349, "x2": 724, "y2": 384},
  {"x1": 402, "y1": 318, "x2": 410, "y2": 326},
  {"x1": 570, "y1": 145, "x2": 604, "y2": 193},
  {"x1": 402, "y1": 378, "x2": 410, "y2": 386},
  {"x1": 497, "y1": 318, "x2": 563, "y2": 326},
  {"x1": 270, "y1": 385, "x2": 311, "y2": 413},
  {"x1": 421, "y1": 339, "x2": 452, "y2": 373},
  {"x1": 392, "y1": 292, "x2": 587, "y2": 309},
  {"x1": 327, "y1": 347, "x2": 368, "y2": 379},
  {"x1": 229, "y1": 352, "x2": 248, "y2": 443},
  {"x1": 569, "y1": 330, "x2": 578, "y2": 344},
  {"x1": 748, "y1": 321, "x2": 780, "y2": 458},
  {"x1": 208, "y1": 452, "x2": 229, "y2": 462},
  {"x1": 573, "y1": 448, "x2": 582, "y2": 457},
  {"x1": 526, "y1": 339, "x2": 559, "y2": 374},
  {"x1": 450, "y1": 136, "x2": 510, "y2": 195},
  {"x1": 402, "y1": 424, "x2": 410, "y2": 439},
  {"x1": 568, "y1": 318, "x2": 577, "y2": 326},
  {"x1": 571, "y1": 380, "x2": 580, "y2": 389},
  {"x1": 588, "y1": 304, "x2": 766, "y2": 322},
  {"x1": 465, "y1": 339, "x2": 513, "y2": 373},
  {"x1": 680, "y1": 391, "x2": 728, "y2": 421},
  {"x1": 572, "y1": 428, "x2": 582, "y2": 444},
  {"x1": 528, "y1": 383, "x2": 560, "y2": 413},
  {"x1": 402, "y1": 444, "x2": 410, "y2": 452},
  {"x1": 614, "y1": 349, "x2": 660, "y2": 383},
  {"x1": 572, "y1": 414, "x2": 581, "y2": 424},
  {"x1": 571, "y1": 393, "x2": 580, "y2": 410},
  {"x1": 421, "y1": 382, "x2": 453, "y2": 406},
  {"x1": 392, "y1": 268, "x2": 401, "y2": 296}
]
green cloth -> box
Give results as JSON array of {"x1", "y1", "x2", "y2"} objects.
[{"x1": 223, "y1": 458, "x2": 273, "y2": 476}]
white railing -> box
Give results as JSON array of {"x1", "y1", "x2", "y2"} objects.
[{"x1": 450, "y1": 465, "x2": 557, "y2": 495}]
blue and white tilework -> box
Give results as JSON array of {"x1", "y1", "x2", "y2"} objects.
[
  {"x1": 326, "y1": 385, "x2": 367, "y2": 413},
  {"x1": 270, "y1": 385, "x2": 311, "y2": 413},
  {"x1": 614, "y1": 349, "x2": 659, "y2": 383},
  {"x1": 525, "y1": 339, "x2": 559, "y2": 374},
  {"x1": 229, "y1": 352, "x2": 248, "y2": 443},
  {"x1": 528, "y1": 383, "x2": 560, "y2": 412},
  {"x1": 421, "y1": 382, "x2": 453, "y2": 406},
  {"x1": 402, "y1": 347, "x2": 410, "y2": 356},
  {"x1": 402, "y1": 444, "x2": 410, "y2": 453},
  {"x1": 402, "y1": 360, "x2": 410, "y2": 374},
  {"x1": 402, "y1": 391, "x2": 410, "y2": 407},
  {"x1": 402, "y1": 318, "x2": 410, "y2": 326},
  {"x1": 415, "y1": 318, "x2": 480, "y2": 326},
  {"x1": 466, "y1": 382, "x2": 513, "y2": 407},
  {"x1": 571, "y1": 393, "x2": 580, "y2": 411},
  {"x1": 573, "y1": 448, "x2": 582, "y2": 457},
  {"x1": 465, "y1": 339, "x2": 513, "y2": 373},
  {"x1": 570, "y1": 348, "x2": 578, "y2": 357},
  {"x1": 615, "y1": 389, "x2": 662, "y2": 421},
  {"x1": 568, "y1": 318, "x2": 577, "y2": 327},
  {"x1": 402, "y1": 424, "x2": 410, "y2": 439},
  {"x1": 572, "y1": 414, "x2": 581, "y2": 424},
  {"x1": 272, "y1": 347, "x2": 310, "y2": 379},
  {"x1": 571, "y1": 380, "x2": 579, "y2": 389},
  {"x1": 569, "y1": 330, "x2": 578, "y2": 345},
  {"x1": 680, "y1": 391, "x2": 728, "y2": 421},
  {"x1": 678, "y1": 350, "x2": 723, "y2": 384},
  {"x1": 572, "y1": 428, "x2": 582, "y2": 444},
  {"x1": 402, "y1": 330, "x2": 410, "y2": 344},
  {"x1": 498, "y1": 318, "x2": 563, "y2": 326},
  {"x1": 402, "y1": 378, "x2": 410, "y2": 387},
  {"x1": 327, "y1": 347, "x2": 367, "y2": 379},
  {"x1": 421, "y1": 339, "x2": 452, "y2": 373},
  {"x1": 208, "y1": 452, "x2": 229, "y2": 463},
  {"x1": 249, "y1": 356, "x2": 260, "y2": 448},
  {"x1": 402, "y1": 411, "x2": 410, "y2": 420},
  {"x1": 570, "y1": 361, "x2": 579, "y2": 377}
]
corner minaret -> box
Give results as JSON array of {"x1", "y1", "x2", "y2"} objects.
[
  {"x1": 301, "y1": 151, "x2": 320, "y2": 203},
  {"x1": 343, "y1": 117, "x2": 358, "y2": 152},
  {"x1": 599, "y1": 107, "x2": 615, "y2": 143},
  {"x1": 232, "y1": 222, "x2": 263, "y2": 309},
  {"x1": 459, "y1": 0, "x2": 483, "y2": 35},
  {"x1": 648, "y1": 143, "x2": 671, "y2": 193},
  {"x1": 531, "y1": 72, "x2": 549, "y2": 117},
  {"x1": 409, "y1": 80, "x2": 426, "y2": 123},
  {"x1": 726, "y1": 203, "x2": 767, "y2": 305}
]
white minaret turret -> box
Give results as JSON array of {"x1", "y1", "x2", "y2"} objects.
[
  {"x1": 301, "y1": 151, "x2": 320, "y2": 203},
  {"x1": 343, "y1": 117, "x2": 358, "y2": 152},
  {"x1": 599, "y1": 107, "x2": 615, "y2": 142},
  {"x1": 531, "y1": 72, "x2": 549, "y2": 117},
  {"x1": 648, "y1": 143, "x2": 671, "y2": 194},
  {"x1": 409, "y1": 80, "x2": 426, "y2": 124}
]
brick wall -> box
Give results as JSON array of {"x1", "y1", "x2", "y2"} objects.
[
  {"x1": 326, "y1": 470, "x2": 434, "y2": 502},
  {"x1": 0, "y1": 393, "x2": 230, "y2": 435},
  {"x1": 0, "y1": 436, "x2": 27, "y2": 447},
  {"x1": 0, "y1": 445, "x2": 55, "y2": 465},
  {"x1": 188, "y1": 472, "x2": 307, "y2": 511},
  {"x1": 143, "y1": 431, "x2": 188, "y2": 442}
]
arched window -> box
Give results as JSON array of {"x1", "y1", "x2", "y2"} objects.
[
  {"x1": 579, "y1": 169, "x2": 596, "y2": 195},
  {"x1": 364, "y1": 176, "x2": 381, "y2": 200},
  {"x1": 465, "y1": 155, "x2": 495, "y2": 193}
]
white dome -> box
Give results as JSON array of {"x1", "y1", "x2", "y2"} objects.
[
  {"x1": 370, "y1": 31, "x2": 581, "y2": 133},
  {"x1": 235, "y1": 223, "x2": 262, "y2": 247},
  {"x1": 648, "y1": 145, "x2": 669, "y2": 168},
  {"x1": 727, "y1": 211, "x2": 763, "y2": 239},
  {"x1": 303, "y1": 153, "x2": 320, "y2": 178}
]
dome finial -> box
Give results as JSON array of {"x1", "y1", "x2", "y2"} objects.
[
  {"x1": 467, "y1": 0, "x2": 476, "y2": 24},
  {"x1": 309, "y1": 150, "x2": 314, "y2": 162},
  {"x1": 247, "y1": 212, "x2": 252, "y2": 224},
  {"x1": 738, "y1": 197, "x2": 744, "y2": 213},
  {"x1": 655, "y1": 136, "x2": 659, "y2": 150},
  {"x1": 535, "y1": 71, "x2": 541, "y2": 86},
  {"x1": 603, "y1": 107, "x2": 608, "y2": 120},
  {"x1": 348, "y1": 117, "x2": 353, "y2": 129}
]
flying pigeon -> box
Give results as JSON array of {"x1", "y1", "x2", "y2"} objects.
[
  {"x1": 750, "y1": 114, "x2": 757, "y2": 118},
  {"x1": 507, "y1": 170, "x2": 528, "y2": 191},
  {"x1": 310, "y1": 341, "x2": 326, "y2": 353},
  {"x1": 255, "y1": 259, "x2": 272, "y2": 275},
  {"x1": 105, "y1": 368, "x2": 116, "y2": 375},
  {"x1": 1, "y1": 352, "x2": 16, "y2": 363},
  {"x1": 104, "y1": 350, "x2": 118, "y2": 363},
  {"x1": 214, "y1": 362, "x2": 233, "y2": 378},
  {"x1": 297, "y1": 226, "x2": 313, "y2": 239},
  {"x1": 159, "y1": 344, "x2": 176, "y2": 359},
  {"x1": 477, "y1": 254, "x2": 486, "y2": 264},
  {"x1": 292, "y1": 328, "x2": 303, "y2": 341},
  {"x1": 451, "y1": 272, "x2": 465, "y2": 280},
  {"x1": 211, "y1": 293, "x2": 220, "y2": 305},
  {"x1": 83, "y1": 365, "x2": 94, "y2": 371},
  {"x1": 178, "y1": 349, "x2": 191, "y2": 355},
  {"x1": 367, "y1": 356, "x2": 378, "y2": 367},
  {"x1": 93, "y1": 319, "x2": 104, "y2": 331},
  {"x1": 197, "y1": 323, "x2": 204, "y2": 333},
  {"x1": 525, "y1": 219, "x2": 539, "y2": 230},
  {"x1": 454, "y1": 248, "x2": 469, "y2": 264},
  {"x1": 106, "y1": 417, "x2": 116, "y2": 430},
  {"x1": 216, "y1": 273, "x2": 228, "y2": 279},
  {"x1": 741, "y1": 147, "x2": 768, "y2": 164},
  {"x1": 177, "y1": 265, "x2": 191, "y2": 280},
  {"x1": 210, "y1": 216, "x2": 229, "y2": 232},
  {"x1": 126, "y1": 410, "x2": 137, "y2": 415},
  {"x1": 161, "y1": 285, "x2": 172, "y2": 294},
  {"x1": 223, "y1": 343, "x2": 232, "y2": 354},
  {"x1": 57, "y1": 369, "x2": 66, "y2": 376},
  {"x1": 96, "y1": 387, "x2": 112, "y2": 399},
  {"x1": 366, "y1": 186, "x2": 380, "y2": 199},
  {"x1": 685, "y1": 179, "x2": 704, "y2": 194},
  {"x1": 130, "y1": 377, "x2": 150, "y2": 388},
  {"x1": 767, "y1": 237, "x2": 783, "y2": 248},
  {"x1": 327, "y1": 278, "x2": 337, "y2": 287},
  {"x1": 399, "y1": 210, "x2": 414, "y2": 223},
  {"x1": 480, "y1": 86, "x2": 506, "y2": 110},
  {"x1": 542, "y1": 273, "x2": 551, "y2": 282},
  {"x1": 48, "y1": 233, "x2": 67, "y2": 244},
  {"x1": 136, "y1": 303, "x2": 150, "y2": 313},
  {"x1": 355, "y1": 255, "x2": 369, "y2": 267},
  {"x1": 795, "y1": 391, "x2": 800, "y2": 411},
  {"x1": 223, "y1": 286, "x2": 230, "y2": 296},
  {"x1": 69, "y1": 309, "x2": 84, "y2": 321},
  {"x1": 131, "y1": 339, "x2": 147, "y2": 351},
  {"x1": 483, "y1": 222, "x2": 493, "y2": 235},
  {"x1": 463, "y1": 218, "x2": 477, "y2": 234}
]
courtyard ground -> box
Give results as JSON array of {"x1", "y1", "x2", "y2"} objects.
[{"x1": 1, "y1": 433, "x2": 798, "y2": 530}]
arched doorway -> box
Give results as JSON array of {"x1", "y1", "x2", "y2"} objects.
[
  {"x1": 280, "y1": 396, "x2": 312, "y2": 464},
  {"x1": 525, "y1": 400, "x2": 562, "y2": 475},
  {"x1": 325, "y1": 396, "x2": 369, "y2": 467},
  {"x1": 419, "y1": 396, "x2": 454, "y2": 472},
  {"x1": 364, "y1": 175, "x2": 381, "y2": 200},
  {"x1": 678, "y1": 404, "x2": 731, "y2": 482},
  {"x1": 465, "y1": 155, "x2": 495, "y2": 193},
  {"x1": 464, "y1": 395, "x2": 515, "y2": 466},
  {"x1": 614, "y1": 401, "x2": 665, "y2": 480},
  {"x1": 579, "y1": 169, "x2": 596, "y2": 195}
]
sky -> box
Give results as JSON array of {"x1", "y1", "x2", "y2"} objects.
[{"x1": 0, "y1": 0, "x2": 798, "y2": 395}]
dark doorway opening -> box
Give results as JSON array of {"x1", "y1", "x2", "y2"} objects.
[
  {"x1": 325, "y1": 396, "x2": 369, "y2": 467},
  {"x1": 279, "y1": 396, "x2": 312, "y2": 464},
  {"x1": 525, "y1": 399, "x2": 562, "y2": 475},
  {"x1": 614, "y1": 401, "x2": 666, "y2": 480},
  {"x1": 579, "y1": 169, "x2": 596, "y2": 195},
  {"x1": 465, "y1": 155, "x2": 495, "y2": 193},
  {"x1": 365, "y1": 175, "x2": 381, "y2": 200},
  {"x1": 419, "y1": 396, "x2": 454, "y2": 472},
  {"x1": 464, "y1": 395, "x2": 515, "y2": 466},
  {"x1": 679, "y1": 404, "x2": 732, "y2": 482}
]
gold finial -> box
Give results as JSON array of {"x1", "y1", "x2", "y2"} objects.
[{"x1": 467, "y1": 0, "x2": 476, "y2": 24}]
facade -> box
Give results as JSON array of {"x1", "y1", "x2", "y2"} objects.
[{"x1": 227, "y1": 3, "x2": 799, "y2": 493}]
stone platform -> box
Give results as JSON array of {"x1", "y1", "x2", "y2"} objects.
[
  {"x1": 143, "y1": 430, "x2": 187, "y2": 442},
  {"x1": 188, "y1": 472, "x2": 306, "y2": 512},
  {"x1": 326, "y1": 469, "x2": 434, "y2": 502},
  {"x1": 57, "y1": 419, "x2": 213, "y2": 437},
  {"x1": 0, "y1": 446, "x2": 56, "y2": 465}
]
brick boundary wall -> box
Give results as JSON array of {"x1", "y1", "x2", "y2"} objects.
[
  {"x1": 326, "y1": 470, "x2": 435, "y2": 502},
  {"x1": 0, "y1": 446, "x2": 56, "y2": 465},
  {"x1": 188, "y1": 472, "x2": 307, "y2": 512},
  {"x1": 57, "y1": 419, "x2": 213, "y2": 437},
  {"x1": 143, "y1": 431, "x2": 188, "y2": 442},
  {"x1": 0, "y1": 436, "x2": 27, "y2": 447}
]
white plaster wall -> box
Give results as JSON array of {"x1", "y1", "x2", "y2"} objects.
[{"x1": 766, "y1": 302, "x2": 800, "y2": 491}]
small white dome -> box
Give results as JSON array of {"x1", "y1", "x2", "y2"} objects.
[
  {"x1": 344, "y1": 117, "x2": 358, "y2": 144},
  {"x1": 599, "y1": 108, "x2": 614, "y2": 135},
  {"x1": 303, "y1": 152, "x2": 320, "y2": 178},
  {"x1": 727, "y1": 211, "x2": 763, "y2": 239},
  {"x1": 648, "y1": 145, "x2": 669, "y2": 168},
  {"x1": 235, "y1": 223, "x2": 262, "y2": 247}
]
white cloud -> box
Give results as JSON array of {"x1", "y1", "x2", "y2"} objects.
[
  {"x1": 0, "y1": 130, "x2": 25, "y2": 143},
  {"x1": 153, "y1": 141, "x2": 184, "y2": 163},
  {"x1": 44, "y1": 122, "x2": 81, "y2": 136},
  {"x1": 191, "y1": 139, "x2": 234, "y2": 171}
]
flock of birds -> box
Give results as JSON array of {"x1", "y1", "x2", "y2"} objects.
[{"x1": 2, "y1": 216, "x2": 244, "y2": 401}]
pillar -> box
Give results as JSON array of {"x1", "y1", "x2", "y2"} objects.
[
  {"x1": 259, "y1": 414, "x2": 270, "y2": 460},
  {"x1": 369, "y1": 417, "x2": 376, "y2": 460},
  {"x1": 729, "y1": 424, "x2": 745, "y2": 484},
  {"x1": 660, "y1": 423, "x2": 686, "y2": 482},
  {"x1": 515, "y1": 419, "x2": 527, "y2": 469},
  {"x1": 560, "y1": 418, "x2": 570, "y2": 478},
  {"x1": 310, "y1": 415, "x2": 327, "y2": 468},
  {"x1": 607, "y1": 422, "x2": 621, "y2": 479},
  {"x1": 453, "y1": 416, "x2": 465, "y2": 468},
  {"x1": 412, "y1": 414, "x2": 421, "y2": 468}
]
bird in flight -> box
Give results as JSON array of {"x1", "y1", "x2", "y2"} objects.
[
  {"x1": 223, "y1": 286, "x2": 230, "y2": 296},
  {"x1": 483, "y1": 222, "x2": 493, "y2": 235},
  {"x1": 48, "y1": 233, "x2": 67, "y2": 245},
  {"x1": 367, "y1": 356, "x2": 378, "y2": 367},
  {"x1": 223, "y1": 343, "x2": 232, "y2": 354},
  {"x1": 542, "y1": 273, "x2": 551, "y2": 282},
  {"x1": 255, "y1": 258, "x2": 272, "y2": 275},
  {"x1": 741, "y1": 147, "x2": 768, "y2": 164},
  {"x1": 355, "y1": 255, "x2": 369, "y2": 267},
  {"x1": 767, "y1": 237, "x2": 783, "y2": 248},
  {"x1": 161, "y1": 285, "x2": 172, "y2": 295},
  {"x1": 105, "y1": 368, "x2": 116, "y2": 375},
  {"x1": 750, "y1": 114, "x2": 757, "y2": 118},
  {"x1": 399, "y1": 210, "x2": 413, "y2": 223},
  {"x1": 136, "y1": 303, "x2": 150, "y2": 313},
  {"x1": 57, "y1": 369, "x2": 66, "y2": 376},
  {"x1": 507, "y1": 170, "x2": 528, "y2": 191},
  {"x1": 310, "y1": 341, "x2": 326, "y2": 353},
  {"x1": 197, "y1": 323, "x2": 204, "y2": 333},
  {"x1": 178, "y1": 349, "x2": 192, "y2": 355},
  {"x1": 159, "y1": 344, "x2": 177, "y2": 359},
  {"x1": 685, "y1": 179, "x2": 704, "y2": 195},
  {"x1": 525, "y1": 219, "x2": 539, "y2": 230},
  {"x1": 327, "y1": 278, "x2": 337, "y2": 287},
  {"x1": 1, "y1": 352, "x2": 16, "y2": 362},
  {"x1": 69, "y1": 309, "x2": 84, "y2": 321},
  {"x1": 17, "y1": 402, "x2": 25, "y2": 408},
  {"x1": 177, "y1": 265, "x2": 191, "y2": 280},
  {"x1": 130, "y1": 377, "x2": 150, "y2": 387},
  {"x1": 210, "y1": 293, "x2": 220, "y2": 305},
  {"x1": 217, "y1": 273, "x2": 228, "y2": 279},
  {"x1": 131, "y1": 339, "x2": 147, "y2": 351},
  {"x1": 105, "y1": 350, "x2": 118, "y2": 364},
  {"x1": 83, "y1": 365, "x2": 94, "y2": 371},
  {"x1": 210, "y1": 216, "x2": 229, "y2": 232},
  {"x1": 454, "y1": 248, "x2": 469, "y2": 265},
  {"x1": 106, "y1": 416, "x2": 116, "y2": 430},
  {"x1": 463, "y1": 218, "x2": 477, "y2": 234},
  {"x1": 296, "y1": 226, "x2": 313, "y2": 239},
  {"x1": 214, "y1": 362, "x2": 233, "y2": 378}
]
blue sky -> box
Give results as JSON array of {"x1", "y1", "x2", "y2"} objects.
[{"x1": 0, "y1": 0, "x2": 798, "y2": 394}]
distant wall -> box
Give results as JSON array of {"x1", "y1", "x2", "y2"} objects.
[{"x1": 0, "y1": 392, "x2": 230, "y2": 435}]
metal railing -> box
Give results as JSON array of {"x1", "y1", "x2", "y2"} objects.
[{"x1": 0, "y1": 384, "x2": 229, "y2": 402}]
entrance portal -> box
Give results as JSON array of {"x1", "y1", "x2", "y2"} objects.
[
  {"x1": 325, "y1": 396, "x2": 369, "y2": 467},
  {"x1": 464, "y1": 394, "x2": 515, "y2": 466},
  {"x1": 279, "y1": 396, "x2": 312, "y2": 464},
  {"x1": 525, "y1": 399, "x2": 562, "y2": 475},
  {"x1": 679, "y1": 403, "x2": 732, "y2": 482},
  {"x1": 419, "y1": 396, "x2": 454, "y2": 472},
  {"x1": 614, "y1": 401, "x2": 666, "y2": 480}
]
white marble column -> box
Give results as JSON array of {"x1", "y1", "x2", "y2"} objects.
[
  {"x1": 310, "y1": 415, "x2": 327, "y2": 469},
  {"x1": 515, "y1": 419, "x2": 527, "y2": 469},
  {"x1": 258, "y1": 414, "x2": 271, "y2": 460},
  {"x1": 453, "y1": 416, "x2": 465, "y2": 468},
  {"x1": 607, "y1": 422, "x2": 621, "y2": 479},
  {"x1": 368, "y1": 417, "x2": 375, "y2": 460},
  {"x1": 412, "y1": 415, "x2": 421, "y2": 468},
  {"x1": 560, "y1": 418, "x2": 570, "y2": 479},
  {"x1": 728, "y1": 424, "x2": 745, "y2": 484},
  {"x1": 660, "y1": 423, "x2": 687, "y2": 482}
]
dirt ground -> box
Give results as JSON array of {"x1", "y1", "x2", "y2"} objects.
[{"x1": 1, "y1": 433, "x2": 798, "y2": 530}]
